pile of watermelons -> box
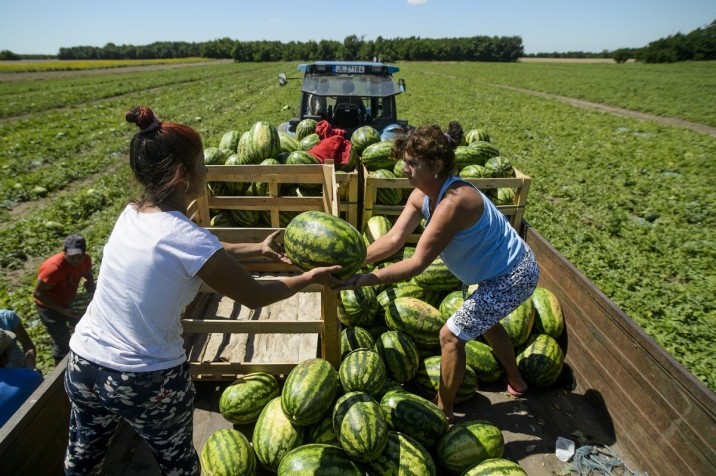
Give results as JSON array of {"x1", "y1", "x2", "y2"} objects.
[
  {"x1": 201, "y1": 210, "x2": 565, "y2": 475},
  {"x1": 204, "y1": 120, "x2": 519, "y2": 227}
]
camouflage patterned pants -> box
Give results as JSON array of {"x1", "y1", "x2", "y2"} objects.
[{"x1": 63, "y1": 351, "x2": 199, "y2": 475}]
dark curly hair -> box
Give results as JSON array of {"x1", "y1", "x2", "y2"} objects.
[
  {"x1": 391, "y1": 121, "x2": 463, "y2": 176},
  {"x1": 125, "y1": 105, "x2": 203, "y2": 208}
]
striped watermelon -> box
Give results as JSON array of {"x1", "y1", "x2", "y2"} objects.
[
  {"x1": 245, "y1": 121, "x2": 280, "y2": 164},
  {"x1": 377, "y1": 377, "x2": 405, "y2": 400},
  {"x1": 339, "y1": 348, "x2": 386, "y2": 397},
  {"x1": 218, "y1": 372, "x2": 279, "y2": 424},
  {"x1": 499, "y1": 297, "x2": 535, "y2": 348},
  {"x1": 439, "y1": 290, "x2": 464, "y2": 318},
  {"x1": 279, "y1": 131, "x2": 300, "y2": 153},
  {"x1": 363, "y1": 214, "x2": 393, "y2": 247},
  {"x1": 229, "y1": 209, "x2": 260, "y2": 227},
  {"x1": 204, "y1": 146, "x2": 227, "y2": 166},
  {"x1": 277, "y1": 444, "x2": 363, "y2": 475},
  {"x1": 286, "y1": 150, "x2": 320, "y2": 165},
  {"x1": 455, "y1": 145, "x2": 489, "y2": 170},
  {"x1": 296, "y1": 118, "x2": 318, "y2": 141},
  {"x1": 362, "y1": 140, "x2": 396, "y2": 171},
  {"x1": 365, "y1": 431, "x2": 437, "y2": 476},
  {"x1": 340, "y1": 326, "x2": 375, "y2": 359},
  {"x1": 338, "y1": 287, "x2": 379, "y2": 327},
  {"x1": 253, "y1": 396, "x2": 305, "y2": 472},
  {"x1": 462, "y1": 458, "x2": 528, "y2": 476},
  {"x1": 459, "y1": 164, "x2": 489, "y2": 179},
  {"x1": 531, "y1": 287, "x2": 564, "y2": 339},
  {"x1": 373, "y1": 330, "x2": 420, "y2": 383},
  {"x1": 465, "y1": 340, "x2": 503, "y2": 383},
  {"x1": 236, "y1": 130, "x2": 250, "y2": 159},
  {"x1": 299, "y1": 133, "x2": 320, "y2": 151},
  {"x1": 284, "y1": 211, "x2": 366, "y2": 280},
  {"x1": 467, "y1": 141, "x2": 500, "y2": 163},
  {"x1": 516, "y1": 334, "x2": 564, "y2": 387},
  {"x1": 332, "y1": 391, "x2": 389, "y2": 462},
  {"x1": 393, "y1": 158, "x2": 406, "y2": 177},
  {"x1": 484, "y1": 156, "x2": 515, "y2": 178},
  {"x1": 281, "y1": 358, "x2": 338, "y2": 426},
  {"x1": 219, "y1": 130, "x2": 241, "y2": 152},
  {"x1": 200, "y1": 428, "x2": 256, "y2": 476},
  {"x1": 377, "y1": 283, "x2": 430, "y2": 309},
  {"x1": 210, "y1": 211, "x2": 234, "y2": 227},
  {"x1": 351, "y1": 125, "x2": 381, "y2": 156},
  {"x1": 438, "y1": 420, "x2": 505, "y2": 475},
  {"x1": 414, "y1": 355, "x2": 478, "y2": 403},
  {"x1": 412, "y1": 256, "x2": 462, "y2": 291},
  {"x1": 308, "y1": 413, "x2": 339, "y2": 446},
  {"x1": 380, "y1": 389, "x2": 449, "y2": 448},
  {"x1": 372, "y1": 169, "x2": 403, "y2": 205},
  {"x1": 495, "y1": 187, "x2": 516, "y2": 205},
  {"x1": 384, "y1": 297, "x2": 446, "y2": 348},
  {"x1": 465, "y1": 128, "x2": 491, "y2": 144}
]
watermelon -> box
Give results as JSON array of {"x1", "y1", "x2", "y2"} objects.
[
  {"x1": 362, "y1": 214, "x2": 392, "y2": 248},
  {"x1": 465, "y1": 340, "x2": 503, "y2": 383},
  {"x1": 340, "y1": 326, "x2": 375, "y2": 359},
  {"x1": 393, "y1": 158, "x2": 407, "y2": 177},
  {"x1": 531, "y1": 287, "x2": 564, "y2": 339},
  {"x1": 284, "y1": 211, "x2": 367, "y2": 280},
  {"x1": 413, "y1": 355, "x2": 478, "y2": 403},
  {"x1": 245, "y1": 121, "x2": 280, "y2": 164},
  {"x1": 286, "y1": 150, "x2": 321, "y2": 165},
  {"x1": 296, "y1": 118, "x2": 318, "y2": 141},
  {"x1": 210, "y1": 211, "x2": 235, "y2": 227},
  {"x1": 377, "y1": 282, "x2": 443, "y2": 310},
  {"x1": 412, "y1": 256, "x2": 462, "y2": 291},
  {"x1": 516, "y1": 334, "x2": 564, "y2": 387},
  {"x1": 299, "y1": 133, "x2": 320, "y2": 151},
  {"x1": 484, "y1": 156, "x2": 515, "y2": 178},
  {"x1": 253, "y1": 396, "x2": 305, "y2": 472},
  {"x1": 439, "y1": 290, "x2": 464, "y2": 318},
  {"x1": 377, "y1": 377, "x2": 405, "y2": 400},
  {"x1": 384, "y1": 297, "x2": 446, "y2": 348},
  {"x1": 372, "y1": 169, "x2": 403, "y2": 205},
  {"x1": 373, "y1": 330, "x2": 420, "y2": 383},
  {"x1": 219, "y1": 130, "x2": 241, "y2": 152},
  {"x1": 332, "y1": 391, "x2": 389, "y2": 462},
  {"x1": 279, "y1": 131, "x2": 300, "y2": 153},
  {"x1": 229, "y1": 209, "x2": 260, "y2": 227},
  {"x1": 462, "y1": 458, "x2": 528, "y2": 476},
  {"x1": 277, "y1": 444, "x2": 363, "y2": 475},
  {"x1": 459, "y1": 164, "x2": 489, "y2": 179},
  {"x1": 200, "y1": 428, "x2": 256, "y2": 476},
  {"x1": 437, "y1": 420, "x2": 505, "y2": 475},
  {"x1": 362, "y1": 140, "x2": 396, "y2": 170},
  {"x1": 236, "y1": 130, "x2": 250, "y2": 159},
  {"x1": 218, "y1": 372, "x2": 279, "y2": 424},
  {"x1": 339, "y1": 348, "x2": 386, "y2": 397},
  {"x1": 351, "y1": 125, "x2": 381, "y2": 156},
  {"x1": 338, "y1": 287, "x2": 379, "y2": 327},
  {"x1": 281, "y1": 358, "x2": 338, "y2": 426},
  {"x1": 467, "y1": 141, "x2": 500, "y2": 163},
  {"x1": 495, "y1": 187, "x2": 516, "y2": 205},
  {"x1": 499, "y1": 298, "x2": 535, "y2": 348},
  {"x1": 380, "y1": 389, "x2": 449, "y2": 448},
  {"x1": 365, "y1": 431, "x2": 437, "y2": 476},
  {"x1": 465, "y1": 128, "x2": 491, "y2": 144},
  {"x1": 455, "y1": 146, "x2": 489, "y2": 170},
  {"x1": 308, "y1": 414, "x2": 339, "y2": 446},
  {"x1": 204, "y1": 146, "x2": 227, "y2": 166}
]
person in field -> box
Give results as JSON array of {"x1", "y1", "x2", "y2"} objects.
[
  {"x1": 63, "y1": 105, "x2": 340, "y2": 475},
  {"x1": 33, "y1": 234, "x2": 95, "y2": 365},
  {"x1": 335, "y1": 122, "x2": 539, "y2": 421}
]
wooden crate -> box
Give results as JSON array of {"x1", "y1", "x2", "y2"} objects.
[
  {"x1": 335, "y1": 170, "x2": 361, "y2": 229},
  {"x1": 183, "y1": 164, "x2": 340, "y2": 380},
  {"x1": 363, "y1": 168, "x2": 531, "y2": 241}
]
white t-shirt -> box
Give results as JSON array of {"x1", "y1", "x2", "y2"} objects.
[{"x1": 70, "y1": 205, "x2": 222, "y2": 371}]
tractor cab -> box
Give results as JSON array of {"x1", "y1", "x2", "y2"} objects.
[{"x1": 278, "y1": 61, "x2": 410, "y2": 140}]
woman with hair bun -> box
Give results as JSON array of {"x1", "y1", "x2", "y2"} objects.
[
  {"x1": 336, "y1": 121, "x2": 539, "y2": 422},
  {"x1": 63, "y1": 106, "x2": 341, "y2": 475}
]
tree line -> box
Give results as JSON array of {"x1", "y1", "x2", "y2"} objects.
[{"x1": 2, "y1": 21, "x2": 714, "y2": 63}]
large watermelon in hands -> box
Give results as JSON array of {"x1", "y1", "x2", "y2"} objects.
[{"x1": 284, "y1": 211, "x2": 366, "y2": 279}]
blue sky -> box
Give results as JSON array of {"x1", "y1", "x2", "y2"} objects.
[{"x1": 1, "y1": 0, "x2": 714, "y2": 55}]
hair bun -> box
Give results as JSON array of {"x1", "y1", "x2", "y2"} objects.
[{"x1": 125, "y1": 106, "x2": 160, "y2": 132}]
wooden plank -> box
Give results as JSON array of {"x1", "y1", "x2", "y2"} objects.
[
  {"x1": 525, "y1": 224, "x2": 716, "y2": 476},
  {"x1": 182, "y1": 319, "x2": 324, "y2": 333}
]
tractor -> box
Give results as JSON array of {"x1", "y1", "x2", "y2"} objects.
[{"x1": 278, "y1": 61, "x2": 411, "y2": 140}]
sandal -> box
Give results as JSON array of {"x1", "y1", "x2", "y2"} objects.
[{"x1": 507, "y1": 383, "x2": 527, "y2": 397}]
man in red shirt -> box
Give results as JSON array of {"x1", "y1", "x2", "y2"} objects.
[{"x1": 33, "y1": 235, "x2": 95, "y2": 365}]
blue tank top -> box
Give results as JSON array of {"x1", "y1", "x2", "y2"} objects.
[{"x1": 422, "y1": 176, "x2": 524, "y2": 284}]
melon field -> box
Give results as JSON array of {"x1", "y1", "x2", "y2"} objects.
[{"x1": 0, "y1": 60, "x2": 714, "y2": 391}]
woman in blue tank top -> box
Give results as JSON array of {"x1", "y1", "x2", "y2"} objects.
[{"x1": 337, "y1": 122, "x2": 539, "y2": 422}]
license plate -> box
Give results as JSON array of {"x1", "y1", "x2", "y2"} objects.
[{"x1": 334, "y1": 65, "x2": 365, "y2": 74}]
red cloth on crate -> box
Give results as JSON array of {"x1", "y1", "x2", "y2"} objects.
[{"x1": 308, "y1": 120, "x2": 353, "y2": 169}]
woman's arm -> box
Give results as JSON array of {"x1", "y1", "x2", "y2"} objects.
[
  {"x1": 197, "y1": 248, "x2": 340, "y2": 309},
  {"x1": 221, "y1": 230, "x2": 291, "y2": 264}
]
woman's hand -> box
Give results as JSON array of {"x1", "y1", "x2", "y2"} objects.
[
  {"x1": 332, "y1": 273, "x2": 371, "y2": 290},
  {"x1": 260, "y1": 230, "x2": 292, "y2": 264}
]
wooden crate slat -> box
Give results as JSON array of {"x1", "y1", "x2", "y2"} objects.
[{"x1": 182, "y1": 319, "x2": 324, "y2": 333}]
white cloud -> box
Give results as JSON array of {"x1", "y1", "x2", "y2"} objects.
[
  {"x1": 269, "y1": 18, "x2": 280, "y2": 23},
  {"x1": 407, "y1": 0, "x2": 427, "y2": 5}
]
